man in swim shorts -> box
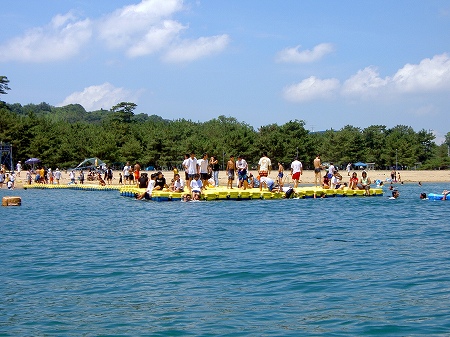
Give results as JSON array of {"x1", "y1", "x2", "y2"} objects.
[
  {"x1": 226, "y1": 155, "x2": 236, "y2": 189},
  {"x1": 314, "y1": 154, "x2": 322, "y2": 187},
  {"x1": 290, "y1": 156, "x2": 303, "y2": 188},
  {"x1": 258, "y1": 152, "x2": 271, "y2": 177},
  {"x1": 236, "y1": 155, "x2": 248, "y2": 190},
  {"x1": 277, "y1": 162, "x2": 284, "y2": 188}
]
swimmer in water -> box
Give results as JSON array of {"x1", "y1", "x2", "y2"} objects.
[{"x1": 389, "y1": 189, "x2": 399, "y2": 199}]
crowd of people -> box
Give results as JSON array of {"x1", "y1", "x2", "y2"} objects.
[
  {"x1": 4, "y1": 153, "x2": 391, "y2": 199},
  {"x1": 132, "y1": 152, "x2": 380, "y2": 201}
]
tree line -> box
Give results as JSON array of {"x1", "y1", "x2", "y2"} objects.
[{"x1": 1, "y1": 99, "x2": 449, "y2": 171}]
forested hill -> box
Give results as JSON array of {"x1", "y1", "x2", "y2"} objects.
[
  {"x1": 6, "y1": 102, "x2": 167, "y2": 125},
  {"x1": 1, "y1": 101, "x2": 449, "y2": 171}
]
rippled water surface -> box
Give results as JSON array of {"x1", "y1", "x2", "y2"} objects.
[{"x1": 1, "y1": 183, "x2": 450, "y2": 336}]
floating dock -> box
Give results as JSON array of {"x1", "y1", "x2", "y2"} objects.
[
  {"x1": 23, "y1": 183, "x2": 383, "y2": 201},
  {"x1": 119, "y1": 186, "x2": 384, "y2": 201},
  {"x1": 24, "y1": 184, "x2": 122, "y2": 191}
]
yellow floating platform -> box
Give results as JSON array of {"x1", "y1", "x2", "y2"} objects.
[
  {"x1": 24, "y1": 183, "x2": 122, "y2": 191},
  {"x1": 119, "y1": 186, "x2": 383, "y2": 201},
  {"x1": 21, "y1": 183, "x2": 383, "y2": 200}
]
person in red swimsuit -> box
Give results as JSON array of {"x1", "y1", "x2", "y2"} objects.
[{"x1": 349, "y1": 172, "x2": 358, "y2": 189}]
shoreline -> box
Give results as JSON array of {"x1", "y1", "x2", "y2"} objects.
[{"x1": 6, "y1": 169, "x2": 449, "y2": 190}]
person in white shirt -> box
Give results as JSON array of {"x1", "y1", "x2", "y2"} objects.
[
  {"x1": 236, "y1": 155, "x2": 248, "y2": 190},
  {"x1": 259, "y1": 176, "x2": 275, "y2": 192},
  {"x1": 137, "y1": 173, "x2": 157, "y2": 200},
  {"x1": 198, "y1": 153, "x2": 209, "y2": 187},
  {"x1": 54, "y1": 168, "x2": 62, "y2": 184},
  {"x1": 346, "y1": 163, "x2": 352, "y2": 176},
  {"x1": 172, "y1": 174, "x2": 185, "y2": 192},
  {"x1": 258, "y1": 152, "x2": 271, "y2": 178},
  {"x1": 69, "y1": 170, "x2": 75, "y2": 184},
  {"x1": 187, "y1": 152, "x2": 199, "y2": 188},
  {"x1": 290, "y1": 157, "x2": 303, "y2": 188},
  {"x1": 190, "y1": 174, "x2": 203, "y2": 200},
  {"x1": 123, "y1": 162, "x2": 131, "y2": 185},
  {"x1": 328, "y1": 162, "x2": 336, "y2": 179},
  {"x1": 182, "y1": 154, "x2": 190, "y2": 181},
  {"x1": 16, "y1": 161, "x2": 22, "y2": 176},
  {"x1": 331, "y1": 172, "x2": 344, "y2": 190}
]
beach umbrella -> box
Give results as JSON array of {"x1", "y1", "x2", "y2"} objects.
[
  {"x1": 25, "y1": 158, "x2": 41, "y2": 170},
  {"x1": 25, "y1": 158, "x2": 41, "y2": 164}
]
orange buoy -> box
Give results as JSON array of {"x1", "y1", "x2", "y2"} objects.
[{"x1": 2, "y1": 196, "x2": 22, "y2": 206}]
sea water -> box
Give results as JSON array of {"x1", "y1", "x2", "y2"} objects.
[{"x1": 1, "y1": 182, "x2": 450, "y2": 336}]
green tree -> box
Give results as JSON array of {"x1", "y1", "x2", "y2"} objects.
[
  {"x1": 0, "y1": 76, "x2": 11, "y2": 96},
  {"x1": 384, "y1": 125, "x2": 419, "y2": 168},
  {"x1": 445, "y1": 132, "x2": 450, "y2": 148},
  {"x1": 363, "y1": 125, "x2": 387, "y2": 167},
  {"x1": 333, "y1": 125, "x2": 364, "y2": 165},
  {"x1": 111, "y1": 102, "x2": 137, "y2": 123}
]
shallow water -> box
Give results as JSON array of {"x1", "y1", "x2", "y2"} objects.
[{"x1": 1, "y1": 183, "x2": 450, "y2": 336}]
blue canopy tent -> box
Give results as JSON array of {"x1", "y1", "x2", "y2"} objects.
[{"x1": 353, "y1": 162, "x2": 367, "y2": 169}]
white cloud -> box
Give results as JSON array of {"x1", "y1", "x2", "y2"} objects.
[
  {"x1": 0, "y1": 12, "x2": 92, "y2": 62},
  {"x1": 58, "y1": 83, "x2": 137, "y2": 111},
  {"x1": 275, "y1": 43, "x2": 334, "y2": 63},
  {"x1": 163, "y1": 34, "x2": 230, "y2": 62},
  {"x1": 410, "y1": 104, "x2": 438, "y2": 117},
  {"x1": 341, "y1": 66, "x2": 389, "y2": 97},
  {"x1": 96, "y1": 0, "x2": 230, "y2": 61},
  {"x1": 392, "y1": 53, "x2": 450, "y2": 93},
  {"x1": 98, "y1": 0, "x2": 184, "y2": 49},
  {"x1": 126, "y1": 20, "x2": 186, "y2": 57},
  {"x1": 0, "y1": 0, "x2": 229, "y2": 63},
  {"x1": 286, "y1": 53, "x2": 450, "y2": 103},
  {"x1": 283, "y1": 76, "x2": 340, "y2": 102}
]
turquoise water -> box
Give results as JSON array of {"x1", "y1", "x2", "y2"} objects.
[{"x1": 1, "y1": 183, "x2": 450, "y2": 336}]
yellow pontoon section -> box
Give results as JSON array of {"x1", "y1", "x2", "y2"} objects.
[
  {"x1": 120, "y1": 186, "x2": 383, "y2": 201},
  {"x1": 23, "y1": 183, "x2": 383, "y2": 201}
]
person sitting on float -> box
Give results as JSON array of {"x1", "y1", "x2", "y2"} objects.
[
  {"x1": 172, "y1": 173, "x2": 185, "y2": 193},
  {"x1": 331, "y1": 171, "x2": 345, "y2": 190},
  {"x1": 322, "y1": 173, "x2": 330, "y2": 189},
  {"x1": 349, "y1": 172, "x2": 359, "y2": 190},
  {"x1": 357, "y1": 170, "x2": 372, "y2": 195},
  {"x1": 154, "y1": 171, "x2": 170, "y2": 191},
  {"x1": 190, "y1": 174, "x2": 203, "y2": 200}
]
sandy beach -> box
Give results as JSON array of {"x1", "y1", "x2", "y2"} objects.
[{"x1": 10, "y1": 169, "x2": 449, "y2": 189}]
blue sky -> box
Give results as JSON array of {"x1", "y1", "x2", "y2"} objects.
[{"x1": 1, "y1": 0, "x2": 450, "y2": 142}]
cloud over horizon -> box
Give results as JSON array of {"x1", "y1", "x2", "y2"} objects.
[
  {"x1": 58, "y1": 82, "x2": 138, "y2": 111},
  {"x1": 283, "y1": 76, "x2": 340, "y2": 102},
  {"x1": 284, "y1": 53, "x2": 450, "y2": 102}
]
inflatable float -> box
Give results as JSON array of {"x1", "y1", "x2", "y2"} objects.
[
  {"x1": 427, "y1": 193, "x2": 450, "y2": 201},
  {"x1": 2, "y1": 196, "x2": 22, "y2": 206}
]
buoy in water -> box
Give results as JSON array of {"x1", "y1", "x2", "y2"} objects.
[{"x1": 2, "y1": 196, "x2": 22, "y2": 206}]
